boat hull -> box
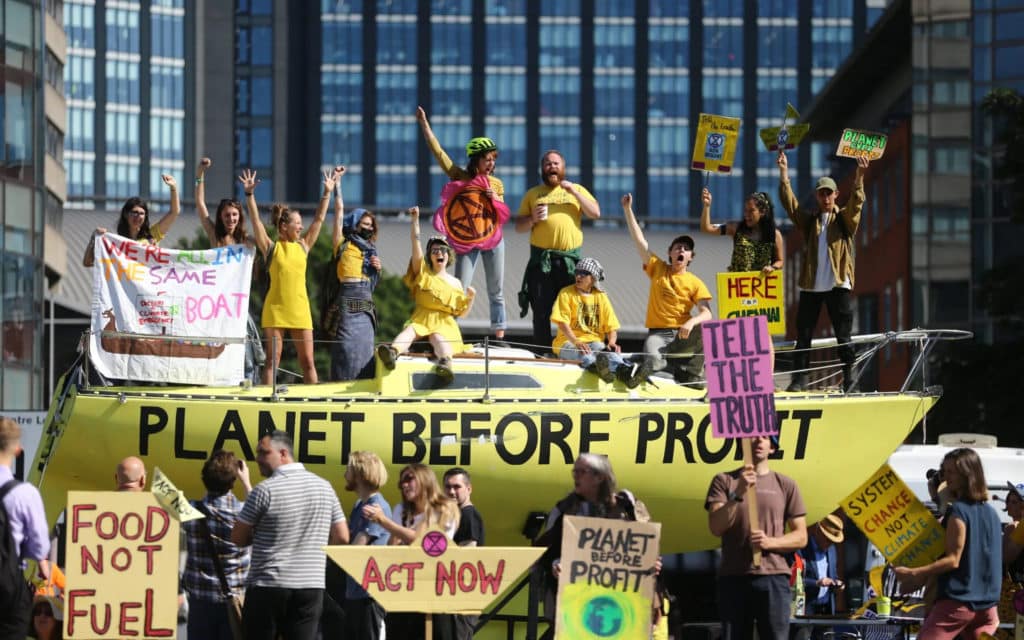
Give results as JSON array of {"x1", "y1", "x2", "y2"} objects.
[{"x1": 33, "y1": 361, "x2": 936, "y2": 553}]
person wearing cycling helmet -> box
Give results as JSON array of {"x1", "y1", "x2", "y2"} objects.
[{"x1": 416, "y1": 107, "x2": 510, "y2": 345}]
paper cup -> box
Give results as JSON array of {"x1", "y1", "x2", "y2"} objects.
[
  {"x1": 537, "y1": 204, "x2": 548, "y2": 221},
  {"x1": 876, "y1": 596, "x2": 891, "y2": 617}
]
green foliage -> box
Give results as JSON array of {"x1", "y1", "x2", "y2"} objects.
[{"x1": 373, "y1": 266, "x2": 415, "y2": 340}]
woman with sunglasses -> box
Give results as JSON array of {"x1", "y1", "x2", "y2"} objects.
[
  {"x1": 194, "y1": 157, "x2": 265, "y2": 383},
  {"x1": 376, "y1": 208, "x2": 475, "y2": 385},
  {"x1": 362, "y1": 463, "x2": 460, "y2": 639},
  {"x1": 28, "y1": 595, "x2": 63, "y2": 640},
  {"x1": 699, "y1": 187, "x2": 784, "y2": 275},
  {"x1": 328, "y1": 167, "x2": 382, "y2": 381},
  {"x1": 82, "y1": 174, "x2": 181, "y2": 266},
  {"x1": 245, "y1": 166, "x2": 343, "y2": 385}
]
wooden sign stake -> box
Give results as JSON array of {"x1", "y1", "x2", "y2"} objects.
[{"x1": 742, "y1": 438, "x2": 762, "y2": 567}]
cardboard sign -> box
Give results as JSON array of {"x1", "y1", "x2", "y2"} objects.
[
  {"x1": 90, "y1": 233, "x2": 255, "y2": 385},
  {"x1": 702, "y1": 317, "x2": 777, "y2": 439},
  {"x1": 691, "y1": 113, "x2": 741, "y2": 174},
  {"x1": 324, "y1": 528, "x2": 542, "y2": 613},
  {"x1": 555, "y1": 516, "x2": 661, "y2": 640},
  {"x1": 835, "y1": 128, "x2": 887, "y2": 161},
  {"x1": 841, "y1": 464, "x2": 945, "y2": 567},
  {"x1": 150, "y1": 467, "x2": 204, "y2": 522},
  {"x1": 65, "y1": 491, "x2": 179, "y2": 639},
  {"x1": 716, "y1": 271, "x2": 786, "y2": 335},
  {"x1": 759, "y1": 102, "x2": 810, "y2": 151}
]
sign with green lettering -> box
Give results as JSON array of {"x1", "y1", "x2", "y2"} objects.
[{"x1": 835, "y1": 128, "x2": 887, "y2": 161}]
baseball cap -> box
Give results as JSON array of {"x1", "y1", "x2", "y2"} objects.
[{"x1": 815, "y1": 177, "x2": 838, "y2": 192}]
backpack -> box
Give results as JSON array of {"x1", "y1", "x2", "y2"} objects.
[
  {"x1": 0, "y1": 479, "x2": 31, "y2": 608},
  {"x1": 319, "y1": 240, "x2": 348, "y2": 338}
]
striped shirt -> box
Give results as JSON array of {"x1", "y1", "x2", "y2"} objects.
[{"x1": 238, "y1": 463, "x2": 345, "y2": 589}]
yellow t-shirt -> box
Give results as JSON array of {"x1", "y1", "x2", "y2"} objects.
[
  {"x1": 517, "y1": 183, "x2": 597, "y2": 251},
  {"x1": 1011, "y1": 521, "x2": 1024, "y2": 546},
  {"x1": 550, "y1": 285, "x2": 620, "y2": 356},
  {"x1": 335, "y1": 240, "x2": 367, "y2": 281},
  {"x1": 643, "y1": 255, "x2": 712, "y2": 329}
]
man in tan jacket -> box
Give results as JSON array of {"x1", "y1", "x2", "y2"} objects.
[{"x1": 777, "y1": 151, "x2": 868, "y2": 392}]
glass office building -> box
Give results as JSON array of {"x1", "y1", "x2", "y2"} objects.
[
  {"x1": 319, "y1": 0, "x2": 889, "y2": 222},
  {"x1": 2, "y1": 0, "x2": 68, "y2": 409},
  {"x1": 63, "y1": 0, "x2": 187, "y2": 207}
]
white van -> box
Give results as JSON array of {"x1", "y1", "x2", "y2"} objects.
[{"x1": 847, "y1": 434, "x2": 1024, "y2": 606}]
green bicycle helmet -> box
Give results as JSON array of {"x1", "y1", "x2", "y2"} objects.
[{"x1": 465, "y1": 136, "x2": 498, "y2": 158}]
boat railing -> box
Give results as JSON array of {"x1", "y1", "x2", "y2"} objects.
[{"x1": 77, "y1": 327, "x2": 973, "y2": 400}]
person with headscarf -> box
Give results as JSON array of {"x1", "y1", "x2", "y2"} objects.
[
  {"x1": 376, "y1": 207, "x2": 475, "y2": 385},
  {"x1": 550, "y1": 257, "x2": 648, "y2": 389},
  {"x1": 417, "y1": 107, "x2": 511, "y2": 344},
  {"x1": 328, "y1": 167, "x2": 382, "y2": 381}
]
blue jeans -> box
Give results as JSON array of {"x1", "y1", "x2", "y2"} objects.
[
  {"x1": 559, "y1": 341, "x2": 629, "y2": 372},
  {"x1": 455, "y1": 239, "x2": 507, "y2": 332}
]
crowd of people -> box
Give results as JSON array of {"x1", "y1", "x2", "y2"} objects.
[
  {"x1": 78, "y1": 106, "x2": 878, "y2": 391},
  {"x1": 4, "y1": 410, "x2": 1023, "y2": 640}
]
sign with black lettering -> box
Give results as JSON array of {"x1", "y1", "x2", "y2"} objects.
[
  {"x1": 702, "y1": 316, "x2": 777, "y2": 439},
  {"x1": 555, "y1": 516, "x2": 661, "y2": 639},
  {"x1": 65, "y1": 491, "x2": 179, "y2": 638}
]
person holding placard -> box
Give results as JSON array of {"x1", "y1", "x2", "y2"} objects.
[
  {"x1": 417, "y1": 107, "x2": 510, "y2": 344},
  {"x1": 82, "y1": 175, "x2": 181, "y2": 267},
  {"x1": 706, "y1": 435, "x2": 807, "y2": 640},
  {"x1": 622, "y1": 193, "x2": 714, "y2": 385},
  {"x1": 699, "y1": 188, "x2": 784, "y2": 274},
  {"x1": 246, "y1": 167, "x2": 341, "y2": 386},
  {"x1": 777, "y1": 151, "x2": 868, "y2": 392},
  {"x1": 375, "y1": 208, "x2": 476, "y2": 386},
  {"x1": 195, "y1": 156, "x2": 265, "y2": 384},
  {"x1": 893, "y1": 448, "x2": 1002, "y2": 640},
  {"x1": 533, "y1": 453, "x2": 653, "y2": 627},
  {"x1": 516, "y1": 150, "x2": 601, "y2": 349}
]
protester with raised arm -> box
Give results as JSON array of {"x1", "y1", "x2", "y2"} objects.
[
  {"x1": 700, "y1": 188, "x2": 784, "y2": 274},
  {"x1": 246, "y1": 167, "x2": 341, "y2": 385},
  {"x1": 83, "y1": 175, "x2": 180, "y2": 266}
]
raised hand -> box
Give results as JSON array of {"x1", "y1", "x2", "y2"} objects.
[
  {"x1": 621, "y1": 193, "x2": 633, "y2": 209},
  {"x1": 702, "y1": 187, "x2": 712, "y2": 207},
  {"x1": 238, "y1": 169, "x2": 258, "y2": 194},
  {"x1": 409, "y1": 206, "x2": 420, "y2": 235},
  {"x1": 199, "y1": 157, "x2": 212, "y2": 170},
  {"x1": 161, "y1": 174, "x2": 178, "y2": 191},
  {"x1": 776, "y1": 151, "x2": 788, "y2": 171}
]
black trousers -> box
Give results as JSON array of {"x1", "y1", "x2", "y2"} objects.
[
  {"x1": 793, "y1": 288, "x2": 854, "y2": 379},
  {"x1": 242, "y1": 586, "x2": 323, "y2": 640},
  {"x1": 525, "y1": 256, "x2": 576, "y2": 349}
]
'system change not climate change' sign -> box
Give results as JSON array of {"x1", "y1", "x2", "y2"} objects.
[{"x1": 841, "y1": 464, "x2": 944, "y2": 567}]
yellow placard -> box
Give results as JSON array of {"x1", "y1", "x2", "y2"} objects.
[
  {"x1": 691, "y1": 113, "x2": 741, "y2": 174},
  {"x1": 150, "y1": 467, "x2": 204, "y2": 522},
  {"x1": 841, "y1": 464, "x2": 944, "y2": 567},
  {"x1": 555, "y1": 516, "x2": 661, "y2": 640},
  {"x1": 324, "y1": 529, "x2": 543, "y2": 613},
  {"x1": 64, "y1": 491, "x2": 179, "y2": 639},
  {"x1": 758, "y1": 124, "x2": 810, "y2": 152},
  {"x1": 716, "y1": 271, "x2": 786, "y2": 335},
  {"x1": 835, "y1": 128, "x2": 888, "y2": 161}
]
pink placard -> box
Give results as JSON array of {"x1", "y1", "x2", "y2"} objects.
[{"x1": 701, "y1": 316, "x2": 778, "y2": 439}]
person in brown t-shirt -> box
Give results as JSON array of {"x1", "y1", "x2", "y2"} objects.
[{"x1": 706, "y1": 436, "x2": 807, "y2": 640}]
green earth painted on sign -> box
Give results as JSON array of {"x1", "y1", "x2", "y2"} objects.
[{"x1": 583, "y1": 595, "x2": 624, "y2": 637}]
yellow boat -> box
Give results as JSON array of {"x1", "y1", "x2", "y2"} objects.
[{"x1": 30, "y1": 339, "x2": 940, "y2": 554}]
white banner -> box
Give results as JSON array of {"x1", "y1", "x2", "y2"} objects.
[{"x1": 89, "y1": 233, "x2": 255, "y2": 385}]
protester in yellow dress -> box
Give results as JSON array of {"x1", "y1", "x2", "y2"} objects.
[
  {"x1": 377, "y1": 207, "x2": 475, "y2": 385},
  {"x1": 246, "y1": 166, "x2": 343, "y2": 385}
]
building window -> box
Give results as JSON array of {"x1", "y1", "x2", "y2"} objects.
[
  {"x1": 45, "y1": 50, "x2": 65, "y2": 94},
  {"x1": 45, "y1": 120, "x2": 64, "y2": 163}
]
